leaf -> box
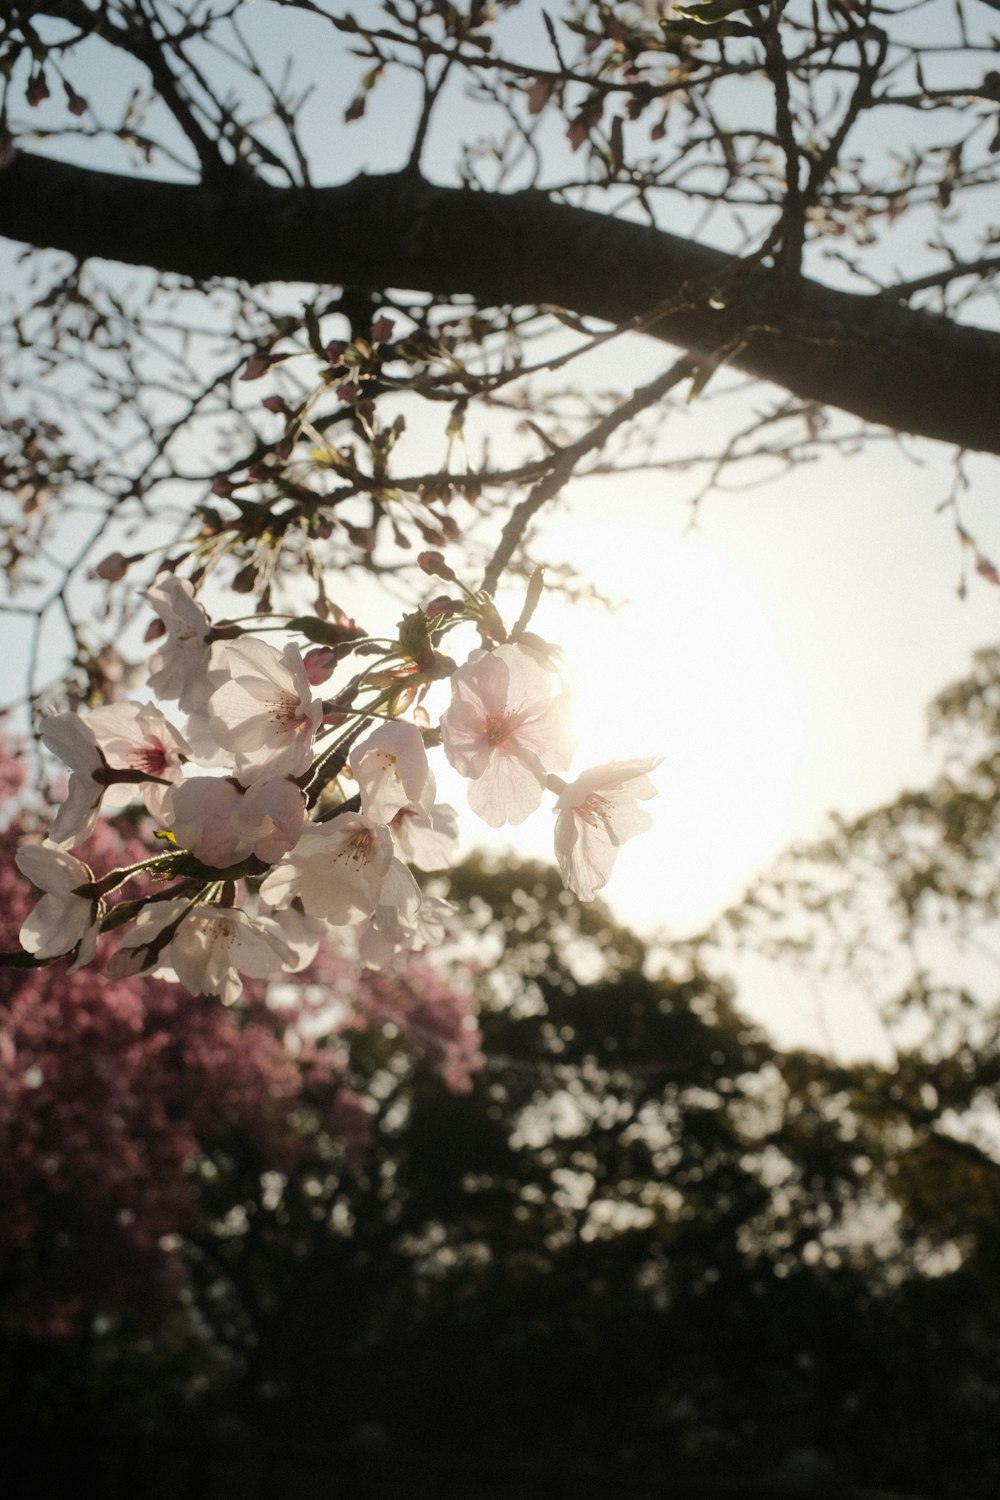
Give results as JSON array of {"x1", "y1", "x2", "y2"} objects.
[
  {"x1": 288, "y1": 615, "x2": 366, "y2": 646},
  {"x1": 398, "y1": 609, "x2": 436, "y2": 668}
]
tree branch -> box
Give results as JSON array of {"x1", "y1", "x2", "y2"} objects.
[{"x1": 2, "y1": 150, "x2": 999, "y2": 454}]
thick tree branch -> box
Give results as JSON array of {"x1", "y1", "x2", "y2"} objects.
[{"x1": 2, "y1": 150, "x2": 1000, "y2": 454}]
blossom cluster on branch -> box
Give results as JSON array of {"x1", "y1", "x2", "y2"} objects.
[
  {"x1": 9, "y1": 568, "x2": 658, "y2": 1000},
  {"x1": 0, "y1": 729, "x2": 485, "y2": 1336}
]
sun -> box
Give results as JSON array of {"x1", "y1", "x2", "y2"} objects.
[{"x1": 482, "y1": 521, "x2": 807, "y2": 936}]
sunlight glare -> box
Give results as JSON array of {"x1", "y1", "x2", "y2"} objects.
[{"x1": 490, "y1": 525, "x2": 807, "y2": 935}]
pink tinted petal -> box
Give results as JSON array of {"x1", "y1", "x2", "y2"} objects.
[
  {"x1": 351, "y1": 721, "x2": 432, "y2": 824},
  {"x1": 554, "y1": 812, "x2": 617, "y2": 903},
  {"x1": 39, "y1": 713, "x2": 103, "y2": 775},
  {"x1": 165, "y1": 778, "x2": 252, "y2": 868},
  {"x1": 48, "y1": 777, "x2": 103, "y2": 849},
  {"x1": 237, "y1": 778, "x2": 307, "y2": 864},
  {"x1": 552, "y1": 757, "x2": 660, "y2": 901},
  {"x1": 466, "y1": 747, "x2": 547, "y2": 827},
  {"x1": 391, "y1": 801, "x2": 459, "y2": 870}
]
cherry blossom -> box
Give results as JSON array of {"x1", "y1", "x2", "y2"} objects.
[
  {"x1": 350, "y1": 720, "x2": 458, "y2": 869},
  {"x1": 85, "y1": 700, "x2": 189, "y2": 818},
  {"x1": 550, "y1": 758, "x2": 660, "y2": 902},
  {"x1": 358, "y1": 886, "x2": 454, "y2": 969},
  {"x1": 389, "y1": 798, "x2": 459, "y2": 871},
  {"x1": 205, "y1": 637, "x2": 323, "y2": 785},
  {"x1": 263, "y1": 902, "x2": 327, "y2": 972},
  {"x1": 238, "y1": 777, "x2": 309, "y2": 863},
  {"x1": 146, "y1": 574, "x2": 219, "y2": 711},
  {"x1": 260, "y1": 814, "x2": 394, "y2": 927},
  {"x1": 350, "y1": 720, "x2": 433, "y2": 824},
  {"x1": 411, "y1": 893, "x2": 453, "y2": 950},
  {"x1": 38, "y1": 712, "x2": 108, "y2": 848},
  {"x1": 7, "y1": 563, "x2": 661, "y2": 1004},
  {"x1": 162, "y1": 777, "x2": 252, "y2": 869},
  {"x1": 15, "y1": 841, "x2": 101, "y2": 968},
  {"x1": 357, "y1": 856, "x2": 424, "y2": 969},
  {"x1": 440, "y1": 644, "x2": 573, "y2": 827},
  {"x1": 164, "y1": 775, "x2": 306, "y2": 869},
  {"x1": 0, "y1": 728, "x2": 485, "y2": 1338},
  {"x1": 113, "y1": 898, "x2": 298, "y2": 1005}
]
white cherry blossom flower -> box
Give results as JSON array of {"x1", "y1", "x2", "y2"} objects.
[
  {"x1": 350, "y1": 720, "x2": 433, "y2": 824},
  {"x1": 164, "y1": 775, "x2": 306, "y2": 869},
  {"x1": 112, "y1": 898, "x2": 297, "y2": 1005},
  {"x1": 350, "y1": 720, "x2": 458, "y2": 868},
  {"x1": 410, "y1": 893, "x2": 453, "y2": 949},
  {"x1": 85, "y1": 701, "x2": 189, "y2": 819},
  {"x1": 259, "y1": 814, "x2": 393, "y2": 927},
  {"x1": 39, "y1": 712, "x2": 108, "y2": 848},
  {"x1": 440, "y1": 644, "x2": 574, "y2": 827},
  {"x1": 261, "y1": 902, "x2": 327, "y2": 973},
  {"x1": 389, "y1": 798, "x2": 459, "y2": 871},
  {"x1": 176, "y1": 702, "x2": 234, "y2": 771},
  {"x1": 356, "y1": 856, "x2": 424, "y2": 969},
  {"x1": 551, "y1": 758, "x2": 660, "y2": 902},
  {"x1": 146, "y1": 575, "x2": 219, "y2": 712},
  {"x1": 162, "y1": 778, "x2": 248, "y2": 869},
  {"x1": 207, "y1": 637, "x2": 323, "y2": 785},
  {"x1": 16, "y1": 842, "x2": 102, "y2": 969},
  {"x1": 238, "y1": 777, "x2": 308, "y2": 864}
]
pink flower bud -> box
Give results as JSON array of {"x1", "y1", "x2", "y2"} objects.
[
  {"x1": 303, "y1": 647, "x2": 338, "y2": 685},
  {"x1": 92, "y1": 552, "x2": 130, "y2": 582},
  {"x1": 26, "y1": 71, "x2": 50, "y2": 108}
]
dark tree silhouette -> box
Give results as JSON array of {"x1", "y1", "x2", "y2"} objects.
[{"x1": 9, "y1": 849, "x2": 1000, "y2": 1499}]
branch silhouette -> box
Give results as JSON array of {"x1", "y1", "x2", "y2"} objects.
[{"x1": 3, "y1": 150, "x2": 998, "y2": 455}]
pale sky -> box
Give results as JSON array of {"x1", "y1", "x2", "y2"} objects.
[
  {"x1": 417, "y1": 440, "x2": 1000, "y2": 1060},
  {"x1": 431, "y1": 438, "x2": 1000, "y2": 931}
]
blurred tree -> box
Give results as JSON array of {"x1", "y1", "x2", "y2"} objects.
[
  {"x1": 76, "y1": 855, "x2": 994, "y2": 1498},
  {"x1": 6, "y1": 821, "x2": 1000, "y2": 1497}
]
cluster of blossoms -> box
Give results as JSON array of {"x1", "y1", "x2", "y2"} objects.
[
  {"x1": 12, "y1": 571, "x2": 658, "y2": 1001},
  {"x1": 0, "y1": 734, "x2": 482, "y2": 1337}
]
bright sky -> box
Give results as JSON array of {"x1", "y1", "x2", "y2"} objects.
[
  {"x1": 433, "y1": 441, "x2": 998, "y2": 911},
  {"x1": 427, "y1": 431, "x2": 1000, "y2": 1058}
]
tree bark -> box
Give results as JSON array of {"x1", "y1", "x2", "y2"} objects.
[{"x1": 2, "y1": 149, "x2": 999, "y2": 455}]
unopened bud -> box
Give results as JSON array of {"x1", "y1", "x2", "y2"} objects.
[
  {"x1": 92, "y1": 552, "x2": 130, "y2": 582},
  {"x1": 418, "y1": 551, "x2": 456, "y2": 582}
]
